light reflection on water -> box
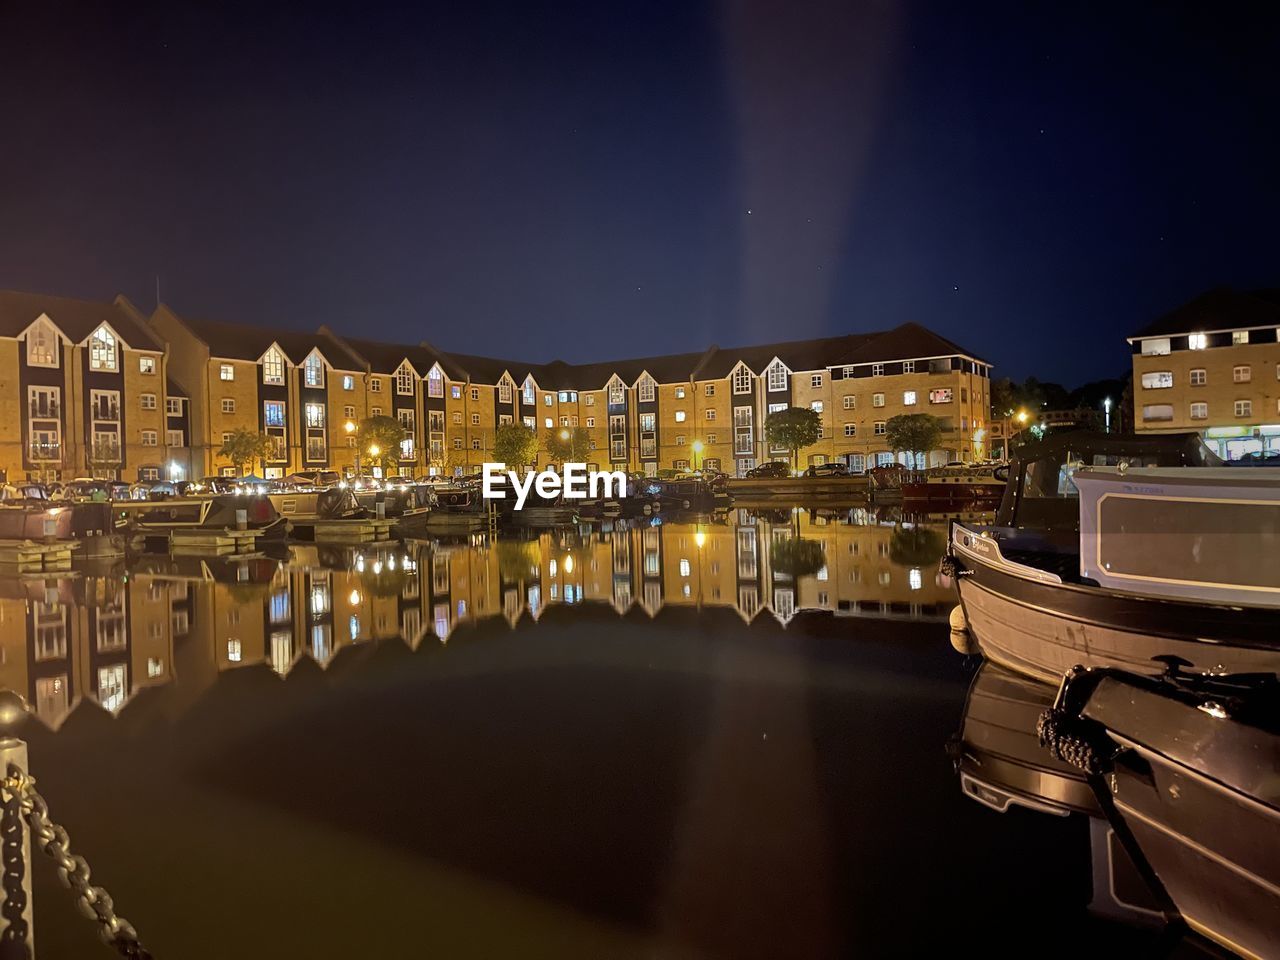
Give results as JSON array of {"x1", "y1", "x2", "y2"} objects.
[{"x1": 2, "y1": 507, "x2": 974, "y2": 728}]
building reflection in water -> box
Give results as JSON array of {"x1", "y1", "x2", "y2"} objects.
[{"x1": 0, "y1": 507, "x2": 973, "y2": 729}]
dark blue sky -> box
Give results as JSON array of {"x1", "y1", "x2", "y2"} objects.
[{"x1": 4, "y1": 1, "x2": 1278, "y2": 383}]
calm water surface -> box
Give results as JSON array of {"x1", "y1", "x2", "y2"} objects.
[{"x1": 1, "y1": 508, "x2": 1161, "y2": 958}]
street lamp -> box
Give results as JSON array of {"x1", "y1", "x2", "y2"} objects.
[
  {"x1": 691, "y1": 439, "x2": 704, "y2": 472},
  {"x1": 1104, "y1": 397, "x2": 1112, "y2": 434},
  {"x1": 345, "y1": 420, "x2": 360, "y2": 477},
  {"x1": 559, "y1": 428, "x2": 570, "y2": 441}
]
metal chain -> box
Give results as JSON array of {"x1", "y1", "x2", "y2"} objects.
[{"x1": 1, "y1": 764, "x2": 152, "y2": 959}]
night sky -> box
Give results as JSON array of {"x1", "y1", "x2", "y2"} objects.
[{"x1": 4, "y1": 1, "x2": 1278, "y2": 384}]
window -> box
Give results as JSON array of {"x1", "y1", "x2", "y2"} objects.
[
  {"x1": 523, "y1": 379, "x2": 537, "y2": 405},
  {"x1": 339, "y1": 404, "x2": 353, "y2": 419},
  {"x1": 902, "y1": 360, "x2": 915, "y2": 374},
  {"x1": 843, "y1": 395, "x2": 855, "y2": 409},
  {"x1": 808, "y1": 374, "x2": 823, "y2": 390},
  {"x1": 451, "y1": 411, "x2": 462, "y2": 424},
  {"x1": 1189, "y1": 402, "x2": 1208, "y2": 420},
  {"x1": 420, "y1": 366, "x2": 436, "y2": 396},
  {"x1": 1141, "y1": 371, "x2": 1174, "y2": 389},
  {"x1": 732, "y1": 366, "x2": 752, "y2": 394},
  {"x1": 499, "y1": 414, "x2": 512, "y2": 425},
  {"x1": 675, "y1": 435, "x2": 686, "y2": 446},
  {"x1": 220, "y1": 363, "x2": 235, "y2": 381},
  {"x1": 141, "y1": 430, "x2": 158, "y2": 446},
  {"x1": 638, "y1": 376, "x2": 655, "y2": 402},
  {"x1": 370, "y1": 378, "x2": 382, "y2": 392},
  {"x1": 139, "y1": 356, "x2": 155, "y2": 374},
  {"x1": 218, "y1": 398, "x2": 235, "y2": 414},
  {"x1": 166, "y1": 398, "x2": 182, "y2": 416},
  {"x1": 222, "y1": 432, "x2": 233, "y2": 444},
  {"x1": 396, "y1": 363, "x2": 417, "y2": 394},
  {"x1": 1142, "y1": 404, "x2": 1174, "y2": 422},
  {"x1": 470, "y1": 386, "x2": 480, "y2": 401},
  {"x1": 902, "y1": 391, "x2": 916, "y2": 406},
  {"x1": 674, "y1": 410, "x2": 686, "y2": 422},
  {"x1": 26, "y1": 320, "x2": 58, "y2": 367},
  {"x1": 371, "y1": 406, "x2": 382, "y2": 416},
  {"x1": 303, "y1": 353, "x2": 324, "y2": 387},
  {"x1": 305, "y1": 402, "x2": 325, "y2": 428},
  {"x1": 767, "y1": 362, "x2": 788, "y2": 391},
  {"x1": 343, "y1": 375, "x2": 355, "y2": 391},
  {"x1": 929, "y1": 388, "x2": 953, "y2": 404},
  {"x1": 167, "y1": 429, "x2": 184, "y2": 447},
  {"x1": 471, "y1": 413, "x2": 480, "y2": 425},
  {"x1": 871, "y1": 363, "x2": 884, "y2": 377},
  {"x1": 264, "y1": 400, "x2": 286, "y2": 427},
  {"x1": 872, "y1": 393, "x2": 885, "y2": 407},
  {"x1": 675, "y1": 386, "x2": 685, "y2": 399},
  {"x1": 1190, "y1": 368, "x2": 1207, "y2": 386},
  {"x1": 705, "y1": 409, "x2": 716, "y2": 420},
  {"x1": 140, "y1": 393, "x2": 156, "y2": 410},
  {"x1": 586, "y1": 417, "x2": 595, "y2": 427},
  {"x1": 472, "y1": 438, "x2": 481, "y2": 449},
  {"x1": 453, "y1": 438, "x2": 463, "y2": 449},
  {"x1": 707, "y1": 433, "x2": 717, "y2": 444},
  {"x1": 89, "y1": 327, "x2": 117, "y2": 371},
  {"x1": 1233, "y1": 365, "x2": 1251, "y2": 383},
  {"x1": 139, "y1": 467, "x2": 160, "y2": 482},
  {"x1": 544, "y1": 418, "x2": 553, "y2": 428},
  {"x1": 843, "y1": 366, "x2": 855, "y2": 378},
  {"x1": 1233, "y1": 330, "x2": 1249, "y2": 345},
  {"x1": 498, "y1": 379, "x2": 512, "y2": 403},
  {"x1": 1188, "y1": 332, "x2": 1207, "y2": 350},
  {"x1": 1235, "y1": 399, "x2": 1252, "y2": 418},
  {"x1": 98, "y1": 664, "x2": 127, "y2": 712},
  {"x1": 1141, "y1": 338, "x2": 1171, "y2": 356},
  {"x1": 810, "y1": 400, "x2": 823, "y2": 413},
  {"x1": 874, "y1": 421, "x2": 886, "y2": 435},
  {"x1": 705, "y1": 383, "x2": 716, "y2": 396},
  {"x1": 227, "y1": 639, "x2": 242, "y2": 662},
  {"x1": 559, "y1": 416, "x2": 569, "y2": 427},
  {"x1": 262, "y1": 347, "x2": 285, "y2": 384},
  {"x1": 609, "y1": 380, "x2": 625, "y2": 404},
  {"x1": 844, "y1": 423, "x2": 856, "y2": 436},
  {"x1": 544, "y1": 394, "x2": 553, "y2": 407},
  {"x1": 585, "y1": 394, "x2": 595, "y2": 405}
]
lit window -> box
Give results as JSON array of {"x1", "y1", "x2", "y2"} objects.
[
  {"x1": 638, "y1": 376, "x2": 655, "y2": 402},
  {"x1": 139, "y1": 356, "x2": 155, "y2": 374},
  {"x1": 305, "y1": 402, "x2": 325, "y2": 428},
  {"x1": 26, "y1": 319, "x2": 58, "y2": 367},
  {"x1": 872, "y1": 393, "x2": 885, "y2": 407},
  {"x1": 675, "y1": 386, "x2": 685, "y2": 399},
  {"x1": 1142, "y1": 404, "x2": 1174, "y2": 421},
  {"x1": 1190, "y1": 368, "x2": 1206, "y2": 386},
  {"x1": 227, "y1": 639, "x2": 242, "y2": 662},
  {"x1": 874, "y1": 421, "x2": 886, "y2": 435},
  {"x1": 89, "y1": 327, "x2": 117, "y2": 371},
  {"x1": 1189, "y1": 402, "x2": 1208, "y2": 420},
  {"x1": 303, "y1": 353, "x2": 324, "y2": 387},
  {"x1": 264, "y1": 401, "x2": 286, "y2": 427},
  {"x1": 544, "y1": 394, "x2": 553, "y2": 407},
  {"x1": 343, "y1": 375, "x2": 355, "y2": 390},
  {"x1": 810, "y1": 400, "x2": 823, "y2": 413},
  {"x1": 1140, "y1": 338, "x2": 1171, "y2": 356},
  {"x1": 544, "y1": 418, "x2": 553, "y2": 428},
  {"x1": 1233, "y1": 365, "x2": 1251, "y2": 383},
  {"x1": 1141, "y1": 371, "x2": 1174, "y2": 389},
  {"x1": 586, "y1": 417, "x2": 595, "y2": 427},
  {"x1": 1233, "y1": 330, "x2": 1249, "y2": 344},
  {"x1": 1235, "y1": 399, "x2": 1252, "y2": 418},
  {"x1": 674, "y1": 410, "x2": 686, "y2": 422},
  {"x1": 928, "y1": 388, "x2": 952, "y2": 404},
  {"x1": 262, "y1": 348, "x2": 285, "y2": 384},
  {"x1": 902, "y1": 391, "x2": 916, "y2": 406},
  {"x1": 609, "y1": 380, "x2": 625, "y2": 404},
  {"x1": 418, "y1": 366, "x2": 435, "y2": 397},
  {"x1": 1188, "y1": 332, "x2": 1207, "y2": 350},
  {"x1": 498, "y1": 379, "x2": 512, "y2": 403},
  {"x1": 221, "y1": 398, "x2": 235, "y2": 413},
  {"x1": 220, "y1": 364, "x2": 235, "y2": 381},
  {"x1": 147, "y1": 657, "x2": 164, "y2": 678}
]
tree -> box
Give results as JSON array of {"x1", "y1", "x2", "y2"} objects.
[
  {"x1": 764, "y1": 407, "x2": 821, "y2": 471},
  {"x1": 770, "y1": 537, "x2": 827, "y2": 579},
  {"x1": 885, "y1": 413, "x2": 944, "y2": 469},
  {"x1": 360, "y1": 415, "x2": 408, "y2": 476},
  {"x1": 493, "y1": 423, "x2": 539, "y2": 469},
  {"x1": 218, "y1": 428, "x2": 272, "y2": 476},
  {"x1": 543, "y1": 426, "x2": 593, "y2": 464},
  {"x1": 888, "y1": 526, "x2": 947, "y2": 567}
]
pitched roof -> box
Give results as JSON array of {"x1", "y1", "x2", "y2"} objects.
[
  {"x1": 174, "y1": 314, "x2": 364, "y2": 368},
  {"x1": 1129, "y1": 287, "x2": 1280, "y2": 339},
  {"x1": 321, "y1": 331, "x2": 443, "y2": 377},
  {"x1": 0, "y1": 290, "x2": 163, "y2": 350}
]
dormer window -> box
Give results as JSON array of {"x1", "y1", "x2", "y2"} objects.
[
  {"x1": 262, "y1": 347, "x2": 285, "y2": 385},
  {"x1": 608, "y1": 378, "x2": 625, "y2": 405},
  {"x1": 637, "y1": 375, "x2": 656, "y2": 403},
  {"x1": 412, "y1": 364, "x2": 430, "y2": 397},
  {"x1": 26, "y1": 319, "x2": 58, "y2": 368},
  {"x1": 303, "y1": 353, "x2": 324, "y2": 387},
  {"x1": 732, "y1": 364, "x2": 752, "y2": 394},
  {"x1": 499, "y1": 378, "x2": 513, "y2": 403},
  {"x1": 766, "y1": 361, "x2": 788, "y2": 392},
  {"x1": 89, "y1": 327, "x2": 117, "y2": 372},
  {"x1": 523, "y1": 378, "x2": 536, "y2": 406}
]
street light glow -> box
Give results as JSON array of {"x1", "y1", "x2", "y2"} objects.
[
  {"x1": 368, "y1": 444, "x2": 380, "y2": 457},
  {"x1": 345, "y1": 420, "x2": 357, "y2": 433},
  {"x1": 691, "y1": 440, "x2": 703, "y2": 453}
]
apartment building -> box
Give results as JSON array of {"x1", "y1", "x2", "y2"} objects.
[
  {"x1": 1129, "y1": 288, "x2": 1280, "y2": 460},
  {"x1": 0, "y1": 291, "x2": 173, "y2": 483}
]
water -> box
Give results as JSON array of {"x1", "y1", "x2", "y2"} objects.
[{"x1": 0, "y1": 508, "x2": 1163, "y2": 958}]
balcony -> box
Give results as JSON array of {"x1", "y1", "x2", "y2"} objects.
[
  {"x1": 28, "y1": 442, "x2": 61, "y2": 462},
  {"x1": 92, "y1": 404, "x2": 121, "y2": 423},
  {"x1": 91, "y1": 442, "x2": 121, "y2": 463},
  {"x1": 305, "y1": 441, "x2": 327, "y2": 462},
  {"x1": 29, "y1": 401, "x2": 60, "y2": 419}
]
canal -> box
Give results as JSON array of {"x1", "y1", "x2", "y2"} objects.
[{"x1": 2, "y1": 508, "x2": 1161, "y2": 957}]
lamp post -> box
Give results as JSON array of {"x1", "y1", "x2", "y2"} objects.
[
  {"x1": 691, "y1": 439, "x2": 704, "y2": 473},
  {"x1": 1104, "y1": 397, "x2": 1112, "y2": 434}
]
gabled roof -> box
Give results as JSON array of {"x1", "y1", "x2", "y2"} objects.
[
  {"x1": 0, "y1": 290, "x2": 163, "y2": 350},
  {"x1": 165, "y1": 378, "x2": 187, "y2": 399},
  {"x1": 322, "y1": 331, "x2": 444, "y2": 377},
  {"x1": 173, "y1": 313, "x2": 364, "y2": 368},
  {"x1": 1129, "y1": 287, "x2": 1280, "y2": 340}
]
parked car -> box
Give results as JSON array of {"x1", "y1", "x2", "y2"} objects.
[
  {"x1": 745, "y1": 461, "x2": 790, "y2": 479},
  {"x1": 805, "y1": 462, "x2": 848, "y2": 478}
]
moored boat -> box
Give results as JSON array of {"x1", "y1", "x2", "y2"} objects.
[
  {"x1": 902, "y1": 463, "x2": 1004, "y2": 504},
  {"x1": 115, "y1": 494, "x2": 286, "y2": 539},
  {"x1": 945, "y1": 432, "x2": 1280, "y2": 683},
  {"x1": 1040, "y1": 665, "x2": 1280, "y2": 959}
]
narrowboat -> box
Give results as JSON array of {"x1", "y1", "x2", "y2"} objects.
[
  {"x1": 901, "y1": 463, "x2": 1004, "y2": 505},
  {"x1": 945, "y1": 432, "x2": 1280, "y2": 683},
  {"x1": 1041, "y1": 665, "x2": 1280, "y2": 958},
  {"x1": 643, "y1": 475, "x2": 733, "y2": 513},
  {"x1": 115, "y1": 494, "x2": 287, "y2": 540},
  {"x1": 0, "y1": 503, "x2": 74, "y2": 541}
]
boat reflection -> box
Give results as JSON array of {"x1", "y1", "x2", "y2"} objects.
[{"x1": 0, "y1": 508, "x2": 968, "y2": 729}]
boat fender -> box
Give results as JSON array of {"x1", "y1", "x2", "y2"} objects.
[
  {"x1": 938, "y1": 555, "x2": 970, "y2": 579},
  {"x1": 681, "y1": 499, "x2": 690, "y2": 509},
  {"x1": 1036, "y1": 707, "x2": 1116, "y2": 776}
]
